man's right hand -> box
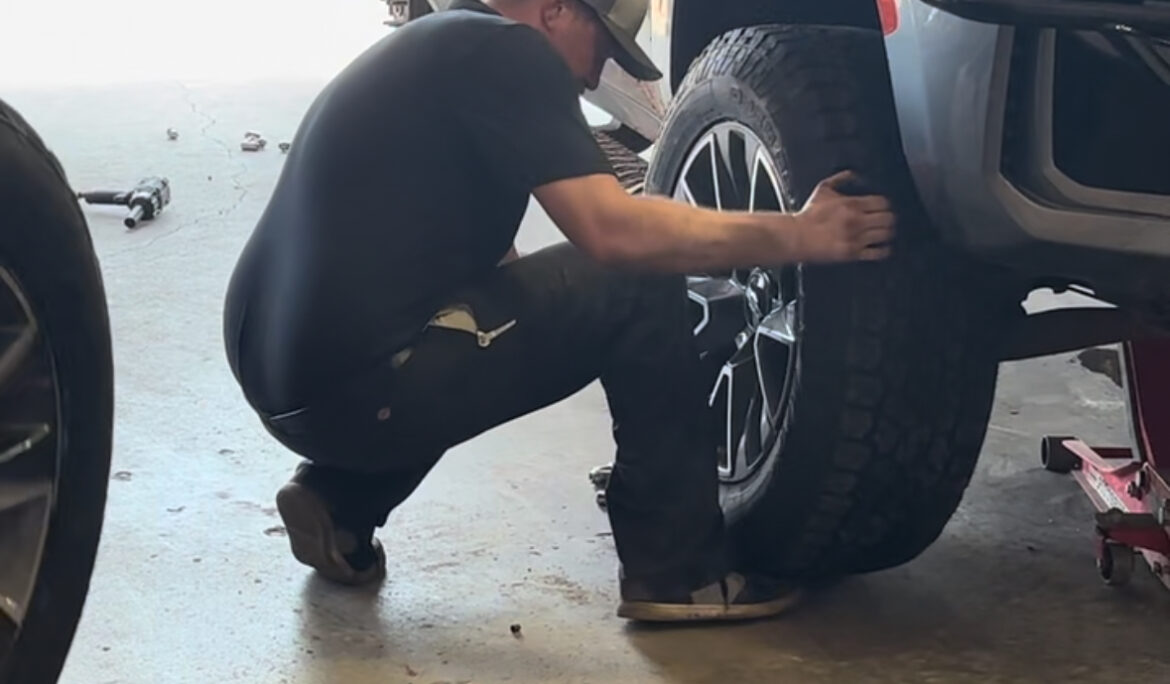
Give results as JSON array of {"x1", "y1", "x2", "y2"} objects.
[
  {"x1": 789, "y1": 170, "x2": 896, "y2": 263},
  {"x1": 534, "y1": 169, "x2": 897, "y2": 274}
]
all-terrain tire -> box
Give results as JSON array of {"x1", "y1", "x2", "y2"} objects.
[
  {"x1": 646, "y1": 26, "x2": 1003, "y2": 578},
  {"x1": 0, "y1": 99, "x2": 115, "y2": 683}
]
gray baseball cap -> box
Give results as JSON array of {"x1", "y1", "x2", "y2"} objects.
[{"x1": 578, "y1": 0, "x2": 662, "y2": 81}]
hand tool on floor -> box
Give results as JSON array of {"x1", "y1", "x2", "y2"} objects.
[{"x1": 77, "y1": 176, "x2": 171, "y2": 229}]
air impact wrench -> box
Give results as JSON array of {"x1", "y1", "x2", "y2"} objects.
[{"x1": 77, "y1": 177, "x2": 171, "y2": 229}]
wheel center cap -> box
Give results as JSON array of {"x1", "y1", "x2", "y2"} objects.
[{"x1": 745, "y1": 269, "x2": 774, "y2": 328}]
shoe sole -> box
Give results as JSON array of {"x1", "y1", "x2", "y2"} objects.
[
  {"x1": 275, "y1": 482, "x2": 386, "y2": 587},
  {"x1": 616, "y1": 589, "x2": 803, "y2": 623}
]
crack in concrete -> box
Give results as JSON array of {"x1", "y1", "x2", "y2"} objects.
[
  {"x1": 102, "y1": 82, "x2": 251, "y2": 263},
  {"x1": 181, "y1": 81, "x2": 250, "y2": 206}
]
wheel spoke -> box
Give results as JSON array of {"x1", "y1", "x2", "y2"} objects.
[
  {"x1": 757, "y1": 299, "x2": 797, "y2": 345},
  {"x1": 730, "y1": 396, "x2": 764, "y2": 477},
  {"x1": 742, "y1": 133, "x2": 762, "y2": 193},
  {"x1": 0, "y1": 324, "x2": 36, "y2": 393},
  {"x1": 687, "y1": 276, "x2": 745, "y2": 349},
  {"x1": 751, "y1": 148, "x2": 784, "y2": 212},
  {"x1": 0, "y1": 476, "x2": 52, "y2": 513},
  {"x1": 749, "y1": 152, "x2": 760, "y2": 212},
  {"x1": 710, "y1": 346, "x2": 758, "y2": 478},
  {"x1": 682, "y1": 135, "x2": 717, "y2": 207},
  {"x1": 754, "y1": 300, "x2": 797, "y2": 422},
  {"x1": 722, "y1": 125, "x2": 753, "y2": 190},
  {"x1": 673, "y1": 122, "x2": 799, "y2": 485},
  {"x1": 0, "y1": 477, "x2": 53, "y2": 629},
  {"x1": 709, "y1": 134, "x2": 723, "y2": 210},
  {"x1": 712, "y1": 126, "x2": 750, "y2": 210},
  {"x1": 0, "y1": 423, "x2": 51, "y2": 467}
]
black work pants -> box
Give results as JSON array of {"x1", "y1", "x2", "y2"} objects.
[{"x1": 264, "y1": 241, "x2": 729, "y2": 588}]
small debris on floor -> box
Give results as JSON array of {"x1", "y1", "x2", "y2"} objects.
[
  {"x1": 218, "y1": 448, "x2": 235, "y2": 455},
  {"x1": 112, "y1": 471, "x2": 133, "y2": 481},
  {"x1": 595, "y1": 531, "x2": 613, "y2": 537},
  {"x1": 166, "y1": 506, "x2": 185, "y2": 513},
  {"x1": 510, "y1": 623, "x2": 522, "y2": 637},
  {"x1": 264, "y1": 526, "x2": 287, "y2": 537},
  {"x1": 404, "y1": 665, "x2": 419, "y2": 677},
  {"x1": 279, "y1": 141, "x2": 291, "y2": 153},
  {"x1": 1026, "y1": 544, "x2": 1038, "y2": 552},
  {"x1": 166, "y1": 127, "x2": 179, "y2": 140},
  {"x1": 241, "y1": 131, "x2": 268, "y2": 152},
  {"x1": 193, "y1": 557, "x2": 202, "y2": 563}
]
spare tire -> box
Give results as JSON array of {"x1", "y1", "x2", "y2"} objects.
[
  {"x1": 645, "y1": 25, "x2": 1003, "y2": 578},
  {"x1": 0, "y1": 99, "x2": 115, "y2": 683}
]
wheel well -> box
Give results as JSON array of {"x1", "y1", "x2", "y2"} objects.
[{"x1": 670, "y1": 0, "x2": 882, "y2": 91}]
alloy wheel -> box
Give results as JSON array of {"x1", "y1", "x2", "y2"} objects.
[
  {"x1": 0, "y1": 265, "x2": 59, "y2": 661},
  {"x1": 675, "y1": 122, "x2": 802, "y2": 484}
]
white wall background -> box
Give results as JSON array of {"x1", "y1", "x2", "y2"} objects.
[{"x1": 0, "y1": 0, "x2": 390, "y2": 88}]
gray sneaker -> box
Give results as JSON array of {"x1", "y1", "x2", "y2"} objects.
[
  {"x1": 618, "y1": 572, "x2": 802, "y2": 622},
  {"x1": 275, "y1": 479, "x2": 386, "y2": 586}
]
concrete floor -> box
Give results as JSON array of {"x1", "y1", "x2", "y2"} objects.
[{"x1": 5, "y1": 17, "x2": 1170, "y2": 684}]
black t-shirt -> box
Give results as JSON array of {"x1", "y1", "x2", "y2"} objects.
[{"x1": 223, "y1": 0, "x2": 613, "y2": 415}]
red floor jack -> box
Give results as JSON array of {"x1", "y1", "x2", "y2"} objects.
[{"x1": 1042, "y1": 339, "x2": 1170, "y2": 589}]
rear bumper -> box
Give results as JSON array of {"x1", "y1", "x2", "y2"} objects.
[{"x1": 885, "y1": 0, "x2": 1170, "y2": 301}]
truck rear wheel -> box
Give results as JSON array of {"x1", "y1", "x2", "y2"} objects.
[{"x1": 646, "y1": 25, "x2": 1002, "y2": 578}]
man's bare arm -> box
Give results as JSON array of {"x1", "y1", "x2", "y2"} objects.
[{"x1": 533, "y1": 172, "x2": 894, "y2": 272}]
